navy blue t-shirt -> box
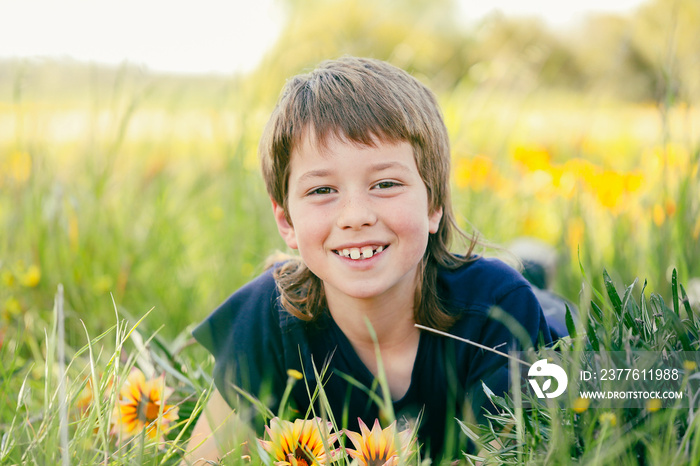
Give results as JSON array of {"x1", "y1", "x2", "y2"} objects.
[{"x1": 193, "y1": 257, "x2": 552, "y2": 459}]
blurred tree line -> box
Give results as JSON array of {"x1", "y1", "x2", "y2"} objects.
[
  {"x1": 1, "y1": 0, "x2": 697, "y2": 107},
  {"x1": 251, "y1": 0, "x2": 699, "y2": 105}
]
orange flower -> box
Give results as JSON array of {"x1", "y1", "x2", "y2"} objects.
[
  {"x1": 512, "y1": 144, "x2": 551, "y2": 172},
  {"x1": 454, "y1": 154, "x2": 495, "y2": 191},
  {"x1": 111, "y1": 369, "x2": 179, "y2": 443},
  {"x1": 345, "y1": 418, "x2": 416, "y2": 466},
  {"x1": 259, "y1": 417, "x2": 338, "y2": 465}
]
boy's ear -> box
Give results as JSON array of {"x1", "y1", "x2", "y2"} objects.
[
  {"x1": 271, "y1": 200, "x2": 299, "y2": 250},
  {"x1": 428, "y1": 206, "x2": 443, "y2": 234}
]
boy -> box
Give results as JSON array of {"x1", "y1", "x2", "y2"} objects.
[{"x1": 187, "y1": 56, "x2": 553, "y2": 462}]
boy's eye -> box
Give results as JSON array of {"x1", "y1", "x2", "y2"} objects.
[
  {"x1": 373, "y1": 180, "x2": 401, "y2": 189},
  {"x1": 308, "y1": 186, "x2": 334, "y2": 195}
]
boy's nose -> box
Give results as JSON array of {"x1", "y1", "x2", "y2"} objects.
[{"x1": 336, "y1": 194, "x2": 377, "y2": 230}]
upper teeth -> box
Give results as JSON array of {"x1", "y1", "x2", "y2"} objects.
[{"x1": 337, "y1": 245, "x2": 384, "y2": 260}]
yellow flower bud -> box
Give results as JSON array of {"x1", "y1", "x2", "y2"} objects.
[
  {"x1": 572, "y1": 397, "x2": 590, "y2": 413},
  {"x1": 20, "y1": 265, "x2": 41, "y2": 288}
]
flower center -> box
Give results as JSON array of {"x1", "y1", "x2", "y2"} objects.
[
  {"x1": 367, "y1": 457, "x2": 391, "y2": 466},
  {"x1": 291, "y1": 446, "x2": 313, "y2": 466},
  {"x1": 137, "y1": 395, "x2": 160, "y2": 423}
]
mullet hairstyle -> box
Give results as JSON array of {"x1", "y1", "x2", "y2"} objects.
[{"x1": 260, "y1": 56, "x2": 478, "y2": 331}]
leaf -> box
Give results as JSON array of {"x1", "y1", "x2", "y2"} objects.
[
  {"x1": 680, "y1": 283, "x2": 699, "y2": 340},
  {"x1": 565, "y1": 304, "x2": 578, "y2": 339},
  {"x1": 665, "y1": 311, "x2": 693, "y2": 352},
  {"x1": 672, "y1": 268, "x2": 679, "y2": 316},
  {"x1": 640, "y1": 279, "x2": 652, "y2": 337},
  {"x1": 590, "y1": 301, "x2": 604, "y2": 323},
  {"x1": 482, "y1": 381, "x2": 495, "y2": 400},
  {"x1": 620, "y1": 278, "x2": 639, "y2": 330},
  {"x1": 680, "y1": 283, "x2": 695, "y2": 324},
  {"x1": 456, "y1": 419, "x2": 481, "y2": 441},
  {"x1": 621, "y1": 278, "x2": 639, "y2": 314},
  {"x1": 587, "y1": 320, "x2": 600, "y2": 352},
  {"x1": 603, "y1": 269, "x2": 623, "y2": 317}
]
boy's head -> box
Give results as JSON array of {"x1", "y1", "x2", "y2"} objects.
[
  {"x1": 260, "y1": 56, "x2": 474, "y2": 329},
  {"x1": 260, "y1": 56, "x2": 451, "y2": 227}
]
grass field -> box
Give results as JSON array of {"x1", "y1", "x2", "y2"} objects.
[{"x1": 1, "y1": 60, "x2": 699, "y2": 464}]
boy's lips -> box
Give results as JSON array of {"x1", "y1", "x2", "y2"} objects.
[{"x1": 332, "y1": 244, "x2": 389, "y2": 260}]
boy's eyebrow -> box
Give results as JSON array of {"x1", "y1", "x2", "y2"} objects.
[
  {"x1": 295, "y1": 162, "x2": 413, "y2": 184},
  {"x1": 370, "y1": 161, "x2": 412, "y2": 173},
  {"x1": 296, "y1": 169, "x2": 333, "y2": 184}
]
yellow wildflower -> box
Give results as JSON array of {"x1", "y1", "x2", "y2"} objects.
[
  {"x1": 259, "y1": 417, "x2": 337, "y2": 465},
  {"x1": 20, "y1": 264, "x2": 41, "y2": 288},
  {"x1": 512, "y1": 144, "x2": 551, "y2": 172},
  {"x1": 454, "y1": 155, "x2": 494, "y2": 192},
  {"x1": 3, "y1": 297, "x2": 22, "y2": 318},
  {"x1": 549, "y1": 166, "x2": 576, "y2": 199},
  {"x1": 572, "y1": 397, "x2": 590, "y2": 413},
  {"x1": 652, "y1": 204, "x2": 665, "y2": 227},
  {"x1": 592, "y1": 170, "x2": 626, "y2": 213},
  {"x1": 646, "y1": 398, "x2": 662, "y2": 413},
  {"x1": 111, "y1": 369, "x2": 179, "y2": 443},
  {"x1": 623, "y1": 172, "x2": 644, "y2": 193},
  {"x1": 345, "y1": 418, "x2": 416, "y2": 466},
  {"x1": 599, "y1": 412, "x2": 617, "y2": 426},
  {"x1": 683, "y1": 360, "x2": 697, "y2": 372},
  {"x1": 287, "y1": 369, "x2": 303, "y2": 380}
]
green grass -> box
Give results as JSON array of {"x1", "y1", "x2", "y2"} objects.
[{"x1": 2, "y1": 265, "x2": 699, "y2": 464}]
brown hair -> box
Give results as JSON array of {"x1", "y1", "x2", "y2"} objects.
[{"x1": 260, "y1": 56, "x2": 478, "y2": 331}]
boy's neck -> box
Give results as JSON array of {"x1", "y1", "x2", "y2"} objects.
[
  {"x1": 325, "y1": 288, "x2": 420, "y2": 399},
  {"x1": 325, "y1": 286, "x2": 416, "y2": 346}
]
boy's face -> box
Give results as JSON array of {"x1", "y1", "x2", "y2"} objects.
[{"x1": 272, "y1": 132, "x2": 442, "y2": 307}]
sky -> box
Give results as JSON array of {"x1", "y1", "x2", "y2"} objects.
[{"x1": 0, "y1": 0, "x2": 648, "y2": 76}]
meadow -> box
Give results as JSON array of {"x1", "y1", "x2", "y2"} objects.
[{"x1": 1, "y1": 4, "x2": 699, "y2": 461}]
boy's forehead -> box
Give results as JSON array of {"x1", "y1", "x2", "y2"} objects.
[{"x1": 294, "y1": 126, "x2": 403, "y2": 158}]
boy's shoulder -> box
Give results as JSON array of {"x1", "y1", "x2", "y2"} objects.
[
  {"x1": 192, "y1": 267, "x2": 281, "y2": 354},
  {"x1": 212, "y1": 266, "x2": 279, "y2": 316},
  {"x1": 437, "y1": 256, "x2": 533, "y2": 312}
]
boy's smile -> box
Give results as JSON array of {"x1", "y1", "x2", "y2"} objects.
[{"x1": 272, "y1": 132, "x2": 442, "y2": 309}]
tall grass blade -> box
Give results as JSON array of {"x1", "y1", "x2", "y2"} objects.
[
  {"x1": 672, "y1": 268, "x2": 680, "y2": 316},
  {"x1": 55, "y1": 284, "x2": 70, "y2": 466},
  {"x1": 603, "y1": 269, "x2": 623, "y2": 317},
  {"x1": 565, "y1": 304, "x2": 577, "y2": 339}
]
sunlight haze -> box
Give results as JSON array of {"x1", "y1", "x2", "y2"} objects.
[{"x1": 0, "y1": 0, "x2": 648, "y2": 75}]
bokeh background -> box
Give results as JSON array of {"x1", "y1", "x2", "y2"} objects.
[{"x1": 1, "y1": 0, "x2": 698, "y2": 349}]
